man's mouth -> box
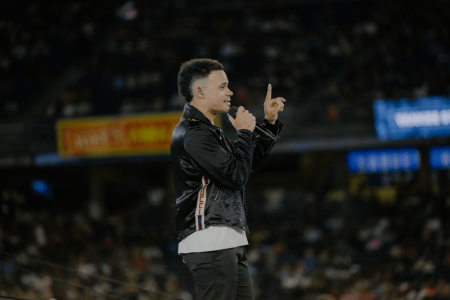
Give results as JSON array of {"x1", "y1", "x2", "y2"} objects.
[{"x1": 224, "y1": 100, "x2": 231, "y2": 105}]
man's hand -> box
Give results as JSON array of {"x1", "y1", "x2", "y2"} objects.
[
  {"x1": 228, "y1": 106, "x2": 256, "y2": 132},
  {"x1": 264, "y1": 84, "x2": 286, "y2": 124}
]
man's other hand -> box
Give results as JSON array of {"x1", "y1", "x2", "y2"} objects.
[{"x1": 264, "y1": 83, "x2": 286, "y2": 124}]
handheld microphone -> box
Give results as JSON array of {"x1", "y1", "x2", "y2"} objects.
[{"x1": 228, "y1": 106, "x2": 278, "y2": 142}]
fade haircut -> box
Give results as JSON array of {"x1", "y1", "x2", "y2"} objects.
[{"x1": 177, "y1": 58, "x2": 224, "y2": 103}]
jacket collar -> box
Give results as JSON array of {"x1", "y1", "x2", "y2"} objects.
[{"x1": 182, "y1": 103, "x2": 214, "y2": 126}]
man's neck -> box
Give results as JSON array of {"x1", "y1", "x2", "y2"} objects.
[{"x1": 190, "y1": 102, "x2": 216, "y2": 124}]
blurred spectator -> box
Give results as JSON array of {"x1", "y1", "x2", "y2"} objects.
[
  {"x1": 1, "y1": 174, "x2": 450, "y2": 299},
  {"x1": 1, "y1": 0, "x2": 449, "y2": 129}
]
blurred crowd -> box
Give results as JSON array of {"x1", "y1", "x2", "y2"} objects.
[
  {"x1": 0, "y1": 186, "x2": 192, "y2": 300},
  {"x1": 1, "y1": 0, "x2": 449, "y2": 125},
  {"x1": 244, "y1": 184, "x2": 450, "y2": 300},
  {"x1": 2, "y1": 173, "x2": 450, "y2": 300}
]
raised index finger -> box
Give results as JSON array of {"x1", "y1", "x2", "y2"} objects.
[{"x1": 265, "y1": 83, "x2": 272, "y2": 103}]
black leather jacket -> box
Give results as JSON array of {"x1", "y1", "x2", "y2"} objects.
[{"x1": 171, "y1": 103, "x2": 284, "y2": 242}]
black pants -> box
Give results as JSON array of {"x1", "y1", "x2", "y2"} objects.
[{"x1": 181, "y1": 246, "x2": 254, "y2": 300}]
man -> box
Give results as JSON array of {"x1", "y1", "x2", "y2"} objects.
[{"x1": 171, "y1": 58, "x2": 285, "y2": 300}]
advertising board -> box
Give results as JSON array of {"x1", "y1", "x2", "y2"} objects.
[{"x1": 373, "y1": 96, "x2": 450, "y2": 140}]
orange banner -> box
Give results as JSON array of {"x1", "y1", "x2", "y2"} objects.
[
  {"x1": 57, "y1": 112, "x2": 223, "y2": 157},
  {"x1": 57, "y1": 112, "x2": 183, "y2": 157}
]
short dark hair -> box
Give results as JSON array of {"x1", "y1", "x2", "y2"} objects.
[{"x1": 177, "y1": 58, "x2": 224, "y2": 103}]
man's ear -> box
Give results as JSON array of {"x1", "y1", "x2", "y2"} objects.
[{"x1": 194, "y1": 86, "x2": 204, "y2": 98}]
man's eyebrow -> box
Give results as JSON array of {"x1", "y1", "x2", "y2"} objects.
[{"x1": 219, "y1": 81, "x2": 228, "y2": 86}]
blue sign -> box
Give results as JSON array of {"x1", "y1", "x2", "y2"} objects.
[
  {"x1": 429, "y1": 146, "x2": 450, "y2": 170},
  {"x1": 347, "y1": 148, "x2": 420, "y2": 173},
  {"x1": 373, "y1": 96, "x2": 450, "y2": 140}
]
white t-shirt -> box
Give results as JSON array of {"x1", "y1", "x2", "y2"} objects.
[{"x1": 178, "y1": 225, "x2": 248, "y2": 254}]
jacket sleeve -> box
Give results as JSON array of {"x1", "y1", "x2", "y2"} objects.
[
  {"x1": 184, "y1": 127, "x2": 255, "y2": 190},
  {"x1": 251, "y1": 118, "x2": 285, "y2": 170}
]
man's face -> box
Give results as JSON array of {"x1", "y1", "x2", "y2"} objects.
[{"x1": 204, "y1": 70, "x2": 233, "y2": 114}]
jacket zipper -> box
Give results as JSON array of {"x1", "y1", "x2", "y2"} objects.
[{"x1": 214, "y1": 189, "x2": 220, "y2": 201}]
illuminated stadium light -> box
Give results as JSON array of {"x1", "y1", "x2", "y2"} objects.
[{"x1": 31, "y1": 180, "x2": 52, "y2": 198}]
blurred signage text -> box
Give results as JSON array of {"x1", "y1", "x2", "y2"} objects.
[
  {"x1": 347, "y1": 148, "x2": 420, "y2": 173},
  {"x1": 57, "y1": 112, "x2": 181, "y2": 157},
  {"x1": 373, "y1": 96, "x2": 450, "y2": 140},
  {"x1": 429, "y1": 146, "x2": 450, "y2": 170}
]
